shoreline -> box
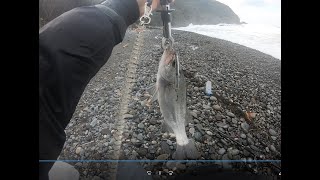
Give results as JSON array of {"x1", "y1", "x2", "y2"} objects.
[
  {"x1": 173, "y1": 24, "x2": 281, "y2": 60},
  {"x1": 59, "y1": 29, "x2": 281, "y2": 179}
]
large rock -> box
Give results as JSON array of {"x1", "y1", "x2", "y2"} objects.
[{"x1": 149, "y1": 0, "x2": 240, "y2": 27}]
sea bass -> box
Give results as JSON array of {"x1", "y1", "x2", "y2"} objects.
[{"x1": 148, "y1": 48, "x2": 200, "y2": 159}]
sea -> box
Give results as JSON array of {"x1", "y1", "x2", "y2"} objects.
[{"x1": 174, "y1": 23, "x2": 281, "y2": 60}]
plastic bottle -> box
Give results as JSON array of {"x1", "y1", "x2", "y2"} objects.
[{"x1": 205, "y1": 81, "x2": 212, "y2": 96}]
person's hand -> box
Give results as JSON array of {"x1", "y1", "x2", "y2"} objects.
[{"x1": 137, "y1": 0, "x2": 175, "y2": 17}]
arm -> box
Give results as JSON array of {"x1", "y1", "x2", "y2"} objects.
[
  {"x1": 39, "y1": 0, "x2": 141, "y2": 179},
  {"x1": 39, "y1": 0, "x2": 174, "y2": 178}
]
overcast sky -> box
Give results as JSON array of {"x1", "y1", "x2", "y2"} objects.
[{"x1": 216, "y1": 0, "x2": 281, "y2": 27}]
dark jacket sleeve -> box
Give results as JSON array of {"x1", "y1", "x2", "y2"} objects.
[{"x1": 39, "y1": 0, "x2": 139, "y2": 179}]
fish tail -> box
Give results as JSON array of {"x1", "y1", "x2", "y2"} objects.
[{"x1": 174, "y1": 139, "x2": 200, "y2": 160}]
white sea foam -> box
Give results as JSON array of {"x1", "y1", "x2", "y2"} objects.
[{"x1": 174, "y1": 23, "x2": 281, "y2": 60}]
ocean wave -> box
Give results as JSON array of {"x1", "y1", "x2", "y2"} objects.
[{"x1": 174, "y1": 23, "x2": 281, "y2": 60}]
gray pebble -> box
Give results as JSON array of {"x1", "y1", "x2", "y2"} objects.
[
  {"x1": 215, "y1": 115, "x2": 222, "y2": 121},
  {"x1": 101, "y1": 128, "x2": 111, "y2": 135},
  {"x1": 218, "y1": 127, "x2": 224, "y2": 132},
  {"x1": 232, "y1": 118, "x2": 237, "y2": 124},
  {"x1": 149, "y1": 119, "x2": 157, "y2": 125},
  {"x1": 206, "y1": 131, "x2": 213, "y2": 135},
  {"x1": 227, "y1": 112, "x2": 235, "y2": 118},
  {"x1": 157, "y1": 153, "x2": 169, "y2": 160},
  {"x1": 243, "y1": 149, "x2": 250, "y2": 157},
  {"x1": 190, "y1": 111, "x2": 198, "y2": 118},
  {"x1": 137, "y1": 148, "x2": 148, "y2": 156},
  {"x1": 193, "y1": 110, "x2": 200, "y2": 115},
  {"x1": 209, "y1": 147, "x2": 215, "y2": 154},
  {"x1": 189, "y1": 128, "x2": 195, "y2": 135},
  {"x1": 217, "y1": 142, "x2": 223, "y2": 147},
  {"x1": 265, "y1": 147, "x2": 270, "y2": 153},
  {"x1": 247, "y1": 138, "x2": 254, "y2": 145},
  {"x1": 194, "y1": 132, "x2": 202, "y2": 142},
  {"x1": 270, "y1": 145, "x2": 277, "y2": 152},
  {"x1": 250, "y1": 145, "x2": 260, "y2": 151},
  {"x1": 240, "y1": 134, "x2": 246, "y2": 139},
  {"x1": 138, "y1": 123, "x2": 144, "y2": 129},
  {"x1": 160, "y1": 141, "x2": 171, "y2": 154},
  {"x1": 137, "y1": 133, "x2": 143, "y2": 141},
  {"x1": 98, "y1": 143, "x2": 104, "y2": 148},
  {"x1": 123, "y1": 114, "x2": 134, "y2": 119},
  {"x1": 218, "y1": 148, "x2": 226, "y2": 155},
  {"x1": 140, "y1": 100, "x2": 147, "y2": 107},
  {"x1": 90, "y1": 117, "x2": 98, "y2": 127},
  {"x1": 210, "y1": 96, "x2": 217, "y2": 101},
  {"x1": 256, "y1": 134, "x2": 261, "y2": 139},
  {"x1": 217, "y1": 122, "x2": 225, "y2": 128},
  {"x1": 76, "y1": 147, "x2": 83, "y2": 155},
  {"x1": 134, "y1": 118, "x2": 141, "y2": 123},
  {"x1": 203, "y1": 104, "x2": 211, "y2": 110},
  {"x1": 166, "y1": 140, "x2": 173, "y2": 146},
  {"x1": 210, "y1": 154, "x2": 217, "y2": 159},
  {"x1": 231, "y1": 149, "x2": 240, "y2": 156},
  {"x1": 101, "y1": 123, "x2": 108, "y2": 128},
  {"x1": 221, "y1": 139, "x2": 228, "y2": 145},
  {"x1": 195, "y1": 124, "x2": 205, "y2": 134},
  {"x1": 213, "y1": 105, "x2": 222, "y2": 111},
  {"x1": 241, "y1": 122, "x2": 250, "y2": 132},
  {"x1": 124, "y1": 149, "x2": 130, "y2": 156},
  {"x1": 269, "y1": 129, "x2": 277, "y2": 136}
]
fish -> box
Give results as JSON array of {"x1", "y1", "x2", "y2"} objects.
[{"x1": 147, "y1": 48, "x2": 200, "y2": 159}]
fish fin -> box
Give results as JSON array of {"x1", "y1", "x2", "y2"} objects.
[
  {"x1": 173, "y1": 139, "x2": 200, "y2": 160},
  {"x1": 146, "y1": 84, "x2": 158, "y2": 105},
  {"x1": 146, "y1": 84, "x2": 156, "y2": 94}
]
